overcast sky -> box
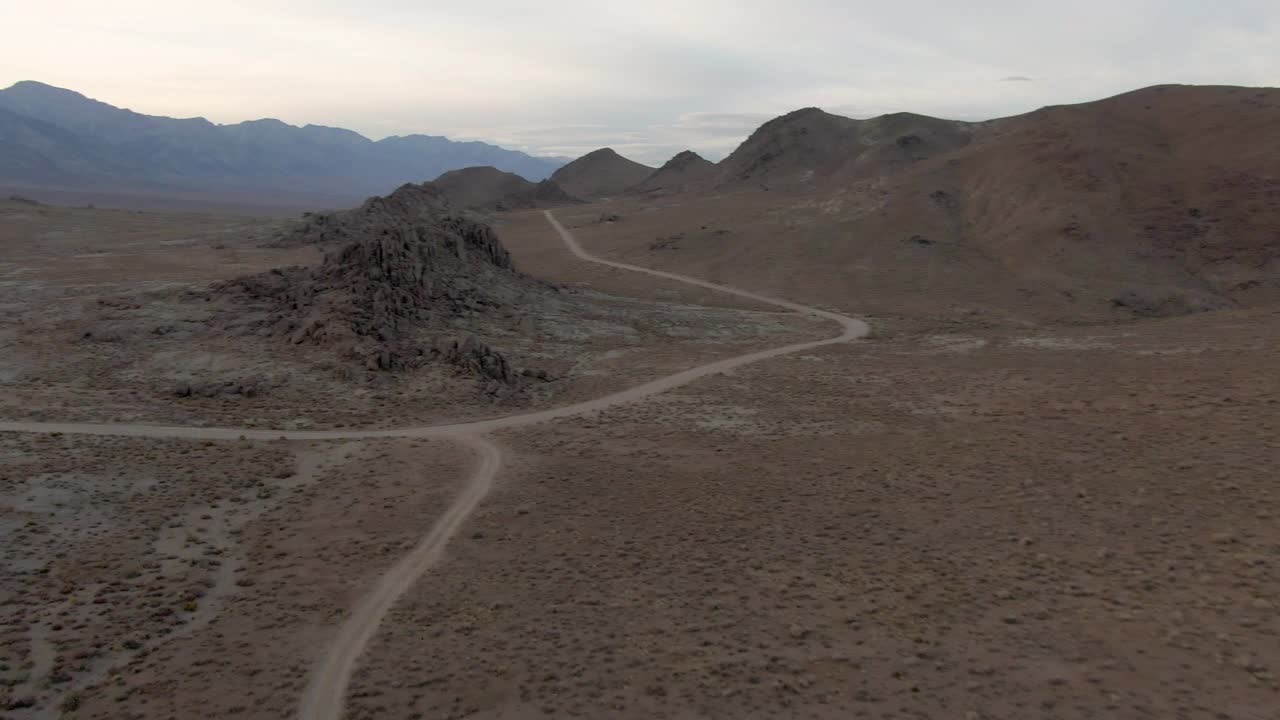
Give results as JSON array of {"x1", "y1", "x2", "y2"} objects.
[{"x1": 3, "y1": 1, "x2": 1278, "y2": 164}]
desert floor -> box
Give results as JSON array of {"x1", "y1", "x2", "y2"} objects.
[{"x1": 2, "y1": 201, "x2": 1277, "y2": 719}]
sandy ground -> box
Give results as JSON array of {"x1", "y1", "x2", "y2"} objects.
[
  {"x1": 339, "y1": 210, "x2": 1279, "y2": 719},
  {"x1": 345, "y1": 305, "x2": 1279, "y2": 719},
  {"x1": 1, "y1": 199, "x2": 1277, "y2": 720},
  {"x1": 1, "y1": 434, "x2": 476, "y2": 718}
]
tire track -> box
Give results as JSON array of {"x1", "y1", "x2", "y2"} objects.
[{"x1": 298, "y1": 432, "x2": 501, "y2": 720}]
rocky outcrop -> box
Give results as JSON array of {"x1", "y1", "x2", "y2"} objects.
[
  {"x1": 1109, "y1": 289, "x2": 1233, "y2": 317},
  {"x1": 225, "y1": 183, "x2": 545, "y2": 381},
  {"x1": 173, "y1": 378, "x2": 268, "y2": 399},
  {"x1": 431, "y1": 335, "x2": 514, "y2": 383}
]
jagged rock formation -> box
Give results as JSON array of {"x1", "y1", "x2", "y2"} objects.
[
  {"x1": 630, "y1": 151, "x2": 717, "y2": 196},
  {"x1": 550, "y1": 148, "x2": 654, "y2": 198},
  {"x1": 271, "y1": 182, "x2": 503, "y2": 248},
  {"x1": 431, "y1": 335, "x2": 515, "y2": 383},
  {"x1": 226, "y1": 183, "x2": 543, "y2": 380},
  {"x1": 432, "y1": 166, "x2": 579, "y2": 210}
]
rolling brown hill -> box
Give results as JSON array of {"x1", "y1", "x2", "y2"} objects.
[
  {"x1": 922, "y1": 84, "x2": 1280, "y2": 313},
  {"x1": 716, "y1": 107, "x2": 974, "y2": 187},
  {"x1": 550, "y1": 148, "x2": 654, "y2": 198},
  {"x1": 432, "y1": 166, "x2": 578, "y2": 210},
  {"x1": 630, "y1": 150, "x2": 717, "y2": 196},
  {"x1": 569, "y1": 84, "x2": 1280, "y2": 322}
]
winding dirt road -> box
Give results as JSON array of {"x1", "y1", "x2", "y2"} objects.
[
  {"x1": 0, "y1": 211, "x2": 869, "y2": 720},
  {"x1": 297, "y1": 432, "x2": 502, "y2": 720}
]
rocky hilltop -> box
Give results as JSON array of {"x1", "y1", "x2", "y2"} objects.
[
  {"x1": 432, "y1": 166, "x2": 579, "y2": 210},
  {"x1": 227, "y1": 183, "x2": 543, "y2": 380},
  {"x1": 550, "y1": 148, "x2": 654, "y2": 198},
  {"x1": 630, "y1": 150, "x2": 717, "y2": 196},
  {"x1": 716, "y1": 107, "x2": 973, "y2": 187}
]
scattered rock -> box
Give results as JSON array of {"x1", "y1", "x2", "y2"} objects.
[
  {"x1": 519, "y1": 367, "x2": 552, "y2": 382},
  {"x1": 173, "y1": 378, "x2": 267, "y2": 399},
  {"x1": 430, "y1": 335, "x2": 514, "y2": 383},
  {"x1": 650, "y1": 234, "x2": 684, "y2": 251},
  {"x1": 80, "y1": 322, "x2": 132, "y2": 342},
  {"x1": 1110, "y1": 289, "x2": 1232, "y2": 317}
]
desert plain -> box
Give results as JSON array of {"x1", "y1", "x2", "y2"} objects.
[{"x1": 0, "y1": 187, "x2": 1275, "y2": 720}]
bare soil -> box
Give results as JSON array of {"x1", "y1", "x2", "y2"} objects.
[
  {"x1": 340, "y1": 214, "x2": 1280, "y2": 720},
  {"x1": 2, "y1": 197, "x2": 1277, "y2": 720}
]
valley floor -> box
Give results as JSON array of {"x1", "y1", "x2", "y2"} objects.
[{"x1": 1, "y1": 202, "x2": 1277, "y2": 719}]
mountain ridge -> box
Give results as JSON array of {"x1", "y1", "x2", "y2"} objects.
[
  {"x1": 0, "y1": 80, "x2": 568, "y2": 210},
  {"x1": 588, "y1": 83, "x2": 1280, "y2": 321},
  {"x1": 432, "y1": 166, "x2": 579, "y2": 211}
]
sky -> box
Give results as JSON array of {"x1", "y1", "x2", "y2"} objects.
[{"x1": 3, "y1": 1, "x2": 1278, "y2": 164}]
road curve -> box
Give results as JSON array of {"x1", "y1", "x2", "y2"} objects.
[
  {"x1": 297, "y1": 432, "x2": 501, "y2": 720},
  {"x1": 0, "y1": 211, "x2": 869, "y2": 720}
]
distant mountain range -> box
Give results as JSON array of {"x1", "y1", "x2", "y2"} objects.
[{"x1": 0, "y1": 81, "x2": 567, "y2": 212}]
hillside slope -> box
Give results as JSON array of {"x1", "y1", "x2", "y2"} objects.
[
  {"x1": 630, "y1": 151, "x2": 717, "y2": 196},
  {"x1": 928, "y1": 85, "x2": 1280, "y2": 312},
  {"x1": 570, "y1": 84, "x2": 1280, "y2": 322},
  {"x1": 550, "y1": 148, "x2": 654, "y2": 198},
  {"x1": 432, "y1": 166, "x2": 578, "y2": 210},
  {"x1": 716, "y1": 107, "x2": 974, "y2": 188}
]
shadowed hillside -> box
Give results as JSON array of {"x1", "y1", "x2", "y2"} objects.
[
  {"x1": 550, "y1": 148, "x2": 654, "y2": 198},
  {"x1": 577, "y1": 84, "x2": 1280, "y2": 322},
  {"x1": 432, "y1": 166, "x2": 578, "y2": 210},
  {"x1": 630, "y1": 151, "x2": 717, "y2": 196}
]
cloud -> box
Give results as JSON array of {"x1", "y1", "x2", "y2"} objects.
[
  {"x1": 2, "y1": 1, "x2": 1278, "y2": 162},
  {"x1": 669, "y1": 112, "x2": 776, "y2": 132}
]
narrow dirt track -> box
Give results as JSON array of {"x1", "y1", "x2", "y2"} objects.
[
  {"x1": 297, "y1": 432, "x2": 502, "y2": 720},
  {"x1": 0, "y1": 211, "x2": 869, "y2": 720}
]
